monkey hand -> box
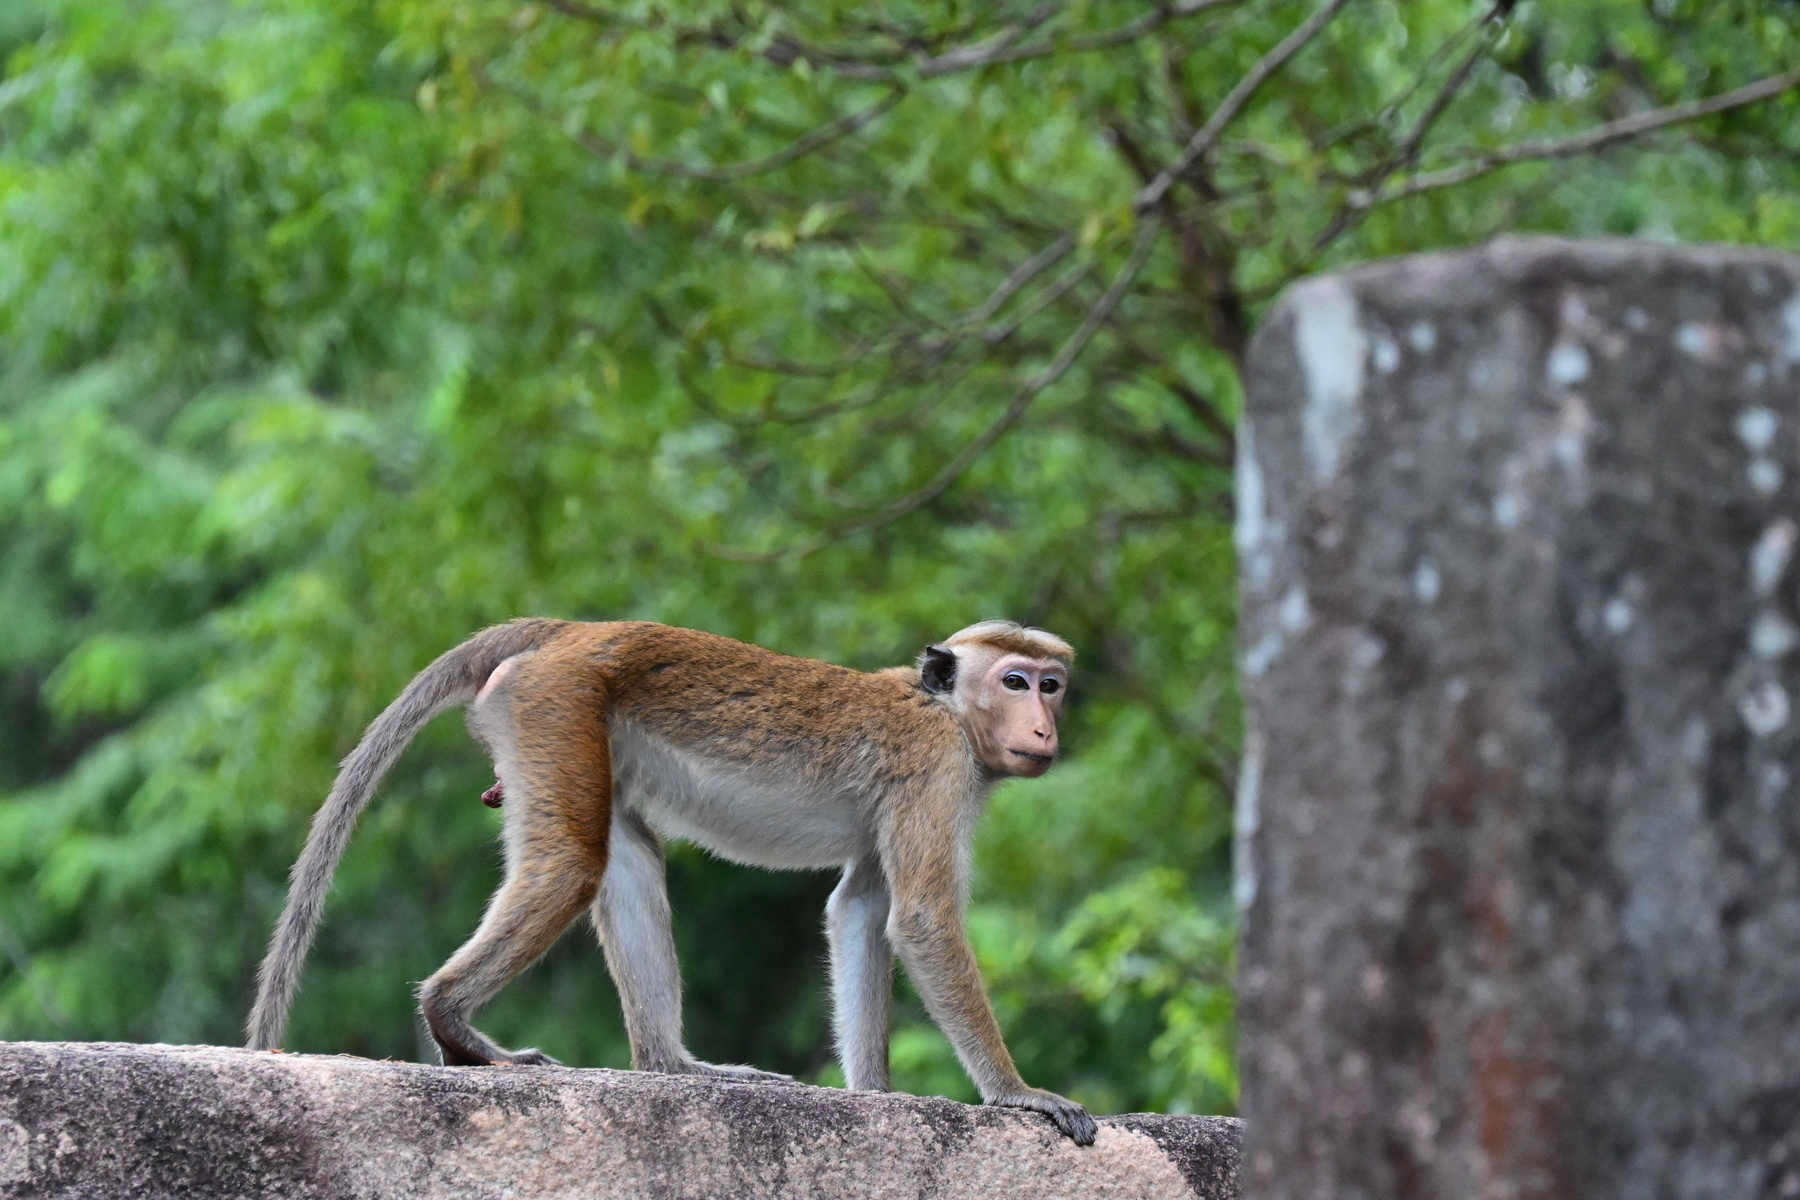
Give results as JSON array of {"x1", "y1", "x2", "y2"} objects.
[{"x1": 986, "y1": 1086, "x2": 1098, "y2": 1146}]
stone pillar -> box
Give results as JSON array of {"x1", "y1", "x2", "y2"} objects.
[{"x1": 1235, "y1": 237, "x2": 1800, "y2": 1200}]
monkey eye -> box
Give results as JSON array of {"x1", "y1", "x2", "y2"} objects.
[
  {"x1": 1002, "y1": 672, "x2": 1030, "y2": 691},
  {"x1": 1040, "y1": 677, "x2": 1061, "y2": 695}
]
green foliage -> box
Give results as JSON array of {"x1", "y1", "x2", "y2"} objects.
[{"x1": 1, "y1": 0, "x2": 1794, "y2": 1117}]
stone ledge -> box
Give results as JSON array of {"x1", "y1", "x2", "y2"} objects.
[{"x1": 0, "y1": 1041, "x2": 1239, "y2": 1199}]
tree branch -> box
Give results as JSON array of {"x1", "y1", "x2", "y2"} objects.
[
  {"x1": 1100, "y1": 398, "x2": 1233, "y2": 467},
  {"x1": 1308, "y1": 9, "x2": 1504, "y2": 252},
  {"x1": 576, "y1": 87, "x2": 905, "y2": 181},
  {"x1": 707, "y1": 255, "x2": 1092, "y2": 448},
  {"x1": 1097, "y1": 312, "x2": 1238, "y2": 458},
  {"x1": 1383, "y1": 17, "x2": 1503, "y2": 180},
  {"x1": 960, "y1": 235, "x2": 1076, "y2": 326},
  {"x1": 720, "y1": 234, "x2": 1075, "y2": 387},
  {"x1": 1167, "y1": 378, "x2": 1237, "y2": 454},
  {"x1": 534, "y1": 0, "x2": 648, "y2": 29},
  {"x1": 1109, "y1": 112, "x2": 1249, "y2": 360},
  {"x1": 1355, "y1": 67, "x2": 1800, "y2": 209},
  {"x1": 905, "y1": 3, "x2": 1063, "y2": 75},
  {"x1": 1311, "y1": 0, "x2": 1497, "y2": 156},
  {"x1": 715, "y1": 221, "x2": 1163, "y2": 560},
  {"x1": 538, "y1": 0, "x2": 1248, "y2": 82},
  {"x1": 766, "y1": 0, "x2": 1247, "y2": 80},
  {"x1": 911, "y1": 0, "x2": 1247, "y2": 77},
  {"x1": 1136, "y1": 0, "x2": 1357, "y2": 213}
]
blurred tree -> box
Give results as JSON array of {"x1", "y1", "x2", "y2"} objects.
[{"x1": 0, "y1": 0, "x2": 1794, "y2": 1117}]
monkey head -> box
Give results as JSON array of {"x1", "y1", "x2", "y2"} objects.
[{"x1": 919, "y1": 620, "x2": 1074, "y2": 779}]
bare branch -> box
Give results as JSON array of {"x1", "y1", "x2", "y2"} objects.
[
  {"x1": 532, "y1": 3, "x2": 893, "y2": 80},
  {"x1": 765, "y1": 0, "x2": 1249, "y2": 80},
  {"x1": 908, "y1": 3, "x2": 1062, "y2": 75},
  {"x1": 960, "y1": 235, "x2": 1075, "y2": 326},
  {"x1": 842, "y1": 241, "x2": 1092, "y2": 394},
  {"x1": 722, "y1": 234, "x2": 1075, "y2": 385},
  {"x1": 841, "y1": 252, "x2": 1095, "y2": 439},
  {"x1": 852, "y1": 250, "x2": 945, "y2": 330},
  {"x1": 1100, "y1": 397, "x2": 1233, "y2": 467},
  {"x1": 1167, "y1": 378, "x2": 1237, "y2": 454},
  {"x1": 974, "y1": 254, "x2": 1094, "y2": 347},
  {"x1": 577, "y1": 87, "x2": 905, "y2": 181},
  {"x1": 863, "y1": 230, "x2": 1149, "y2": 494},
  {"x1": 534, "y1": 0, "x2": 645, "y2": 29},
  {"x1": 538, "y1": 0, "x2": 1248, "y2": 81},
  {"x1": 714, "y1": 254, "x2": 1093, "y2": 440},
  {"x1": 1098, "y1": 312, "x2": 1239, "y2": 457},
  {"x1": 1137, "y1": 0, "x2": 1358, "y2": 213},
  {"x1": 717, "y1": 221, "x2": 1163, "y2": 561},
  {"x1": 913, "y1": 0, "x2": 1247, "y2": 77},
  {"x1": 1308, "y1": 11, "x2": 1504, "y2": 252},
  {"x1": 1311, "y1": 0, "x2": 1497, "y2": 155},
  {"x1": 1384, "y1": 19, "x2": 1503, "y2": 178},
  {"x1": 723, "y1": 349, "x2": 868, "y2": 379},
  {"x1": 752, "y1": 4, "x2": 1059, "y2": 69},
  {"x1": 1357, "y1": 67, "x2": 1800, "y2": 208}
]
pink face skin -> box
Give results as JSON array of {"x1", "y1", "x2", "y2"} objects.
[{"x1": 967, "y1": 653, "x2": 1068, "y2": 778}]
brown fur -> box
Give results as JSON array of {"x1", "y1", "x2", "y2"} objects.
[
  {"x1": 943, "y1": 619, "x2": 1076, "y2": 665},
  {"x1": 246, "y1": 618, "x2": 1098, "y2": 1144}
]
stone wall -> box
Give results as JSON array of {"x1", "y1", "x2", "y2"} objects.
[
  {"x1": 1236, "y1": 237, "x2": 1800, "y2": 1199},
  {"x1": 0, "y1": 1041, "x2": 1239, "y2": 1199}
]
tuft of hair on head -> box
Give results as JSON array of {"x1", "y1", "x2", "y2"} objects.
[{"x1": 942, "y1": 619, "x2": 1075, "y2": 666}]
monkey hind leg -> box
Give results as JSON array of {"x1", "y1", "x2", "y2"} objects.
[
  {"x1": 423, "y1": 662, "x2": 615, "y2": 1065},
  {"x1": 419, "y1": 848, "x2": 600, "y2": 1066},
  {"x1": 423, "y1": 681, "x2": 613, "y2": 1067}
]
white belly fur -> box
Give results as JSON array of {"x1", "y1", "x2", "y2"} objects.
[{"x1": 609, "y1": 718, "x2": 873, "y2": 870}]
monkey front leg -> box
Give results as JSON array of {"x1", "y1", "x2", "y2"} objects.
[
  {"x1": 826, "y1": 856, "x2": 893, "y2": 1091},
  {"x1": 887, "y1": 891, "x2": 1098, "y2": 1145},
  {"x1": 591, "y1": 810, "x2": 792, "y2": 1084}
]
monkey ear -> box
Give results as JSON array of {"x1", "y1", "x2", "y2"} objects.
[{"x1": 919, "y1": 645, "x2": 958, "y2": 695}]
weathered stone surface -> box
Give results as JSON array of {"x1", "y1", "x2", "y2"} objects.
[
  {"x1": 1236, "y1": 237, "x2": 1800, "y2": 1199},
  {"x1": 0, "y1": 1041, "x2": 1239, "y2": 1199}
]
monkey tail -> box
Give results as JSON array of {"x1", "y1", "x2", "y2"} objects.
[{"x1": 245, "y1": 617, "x2": 568, "y2": 1051}]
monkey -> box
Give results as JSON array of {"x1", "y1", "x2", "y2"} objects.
[{"x1": 246, "y1": 617, "x2": 1099, "y2": 1145}]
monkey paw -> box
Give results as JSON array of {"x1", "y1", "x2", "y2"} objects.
[
  {"x1": 655, "y1": 1056, "x2": 795, "y2": 1084},
  {"x1": 491, "y1": 1047, "x2": 562, "y2": 1067},
  {"x1": 987, "y1": 1087, "x2": 1098, "y2": 1146},
  {"x1": 698, "y1": 1062, "x2": 796, "y2": 1084}
]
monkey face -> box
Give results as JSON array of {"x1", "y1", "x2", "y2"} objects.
[
  {"x1": 964, "y1": 652, "x2": 1067, "y2": 778},
  {"x1": 918, "y1": 621, "x2": 1074, "y2": 779}
]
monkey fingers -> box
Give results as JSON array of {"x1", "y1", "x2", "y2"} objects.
[
  {"x1": 986, "y1": 1087, "x2": 1099, "y2": 1146},
  {"x1": 480, "y1": 781, "x2": 504, "y2": 808},
  {"x1": 680, "y1": 1060, "x2": 796, "y2": 1085},
  {"x1": 642, "y1": 1053, "x2": 796, "y2": 1084},
  {"x1": 490, "y1": 1047, "x2": 560, "y2": 1067}
]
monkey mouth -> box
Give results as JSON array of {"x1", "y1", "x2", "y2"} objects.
[{"x1": 1008, "y1": 749, "x2": 1054, "y2": 764}]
